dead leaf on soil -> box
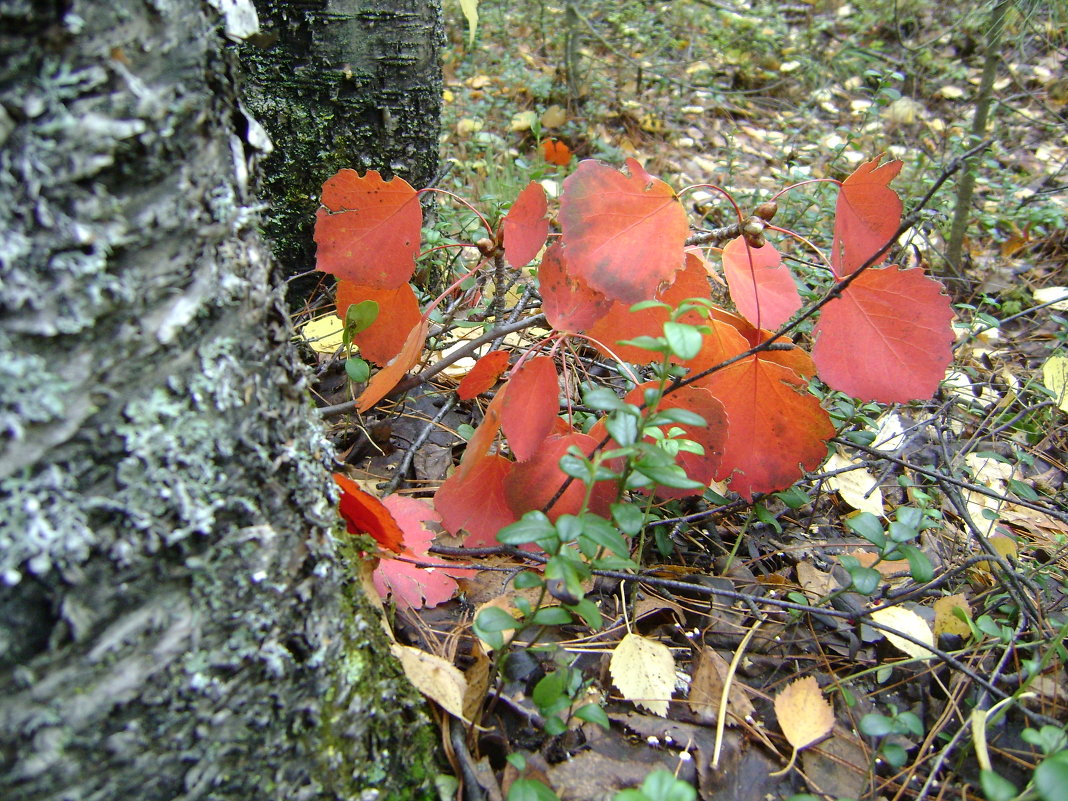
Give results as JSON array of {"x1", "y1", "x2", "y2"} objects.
[
  {"x1": 688, "y1": 646, "x2": 755, "y2": 725},
  {"x1": 870, "y1": 606, "x2": 935, "y2": 660},
  {"x1": 610, "y1": 633, "x2": 676, "y2": 717},
  {"x1": 391, "y1": 643, "x2": 469, "y2": 721},
  {"x1": 774, "y1": 675, "x2": 835, "y2": 752},
  {"x1": 933, "y1": 594, "x2": 973, "y2": 639}
]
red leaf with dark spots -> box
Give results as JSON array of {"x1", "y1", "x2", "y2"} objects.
[
  {"x1": 832, "y1": 156, "x2": 902, "y2": 278},
  {"x1": 314, "y1": 169, "x2": 422, "y2": 289},
  {"x1": 559, "y1": 159, "x2": 688, "y2": 304},
  {"x1": 539, "y1": 243, "x2": 612, "y2": 333}
]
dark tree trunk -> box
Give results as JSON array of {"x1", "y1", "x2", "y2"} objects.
[
  {"x1": 239, "y1": 0, "x2": 443, "y2": 301},
  {"x1": 0, "y1": 1, "x2": 438, "y2": 798}
]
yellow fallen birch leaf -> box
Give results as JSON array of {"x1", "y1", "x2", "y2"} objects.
[
  {"x1": 976, "y1": 534, "x2": 1018, "y2": 572},
  {"x1": 824, "y1": 451, "x2": 883, "y2": 515},
  {"x1": 933, "y1": 594, "x2": 972, "y2": 639},
  {"x1": 1034, "y1": 286, "x2": 1068, "y2": 312},
  {"x1": 390, "y1": 643, "x2": 468, "y2": 721},
  {"x1": 870, "y1": 606, "x2": 935, "y2": 660},
  {"x1": 772, "y1": 676, "x2": 834, "y2": 775},
  {"x1": 1042, "y1": 355, "x2": 1068, "y2": 413},
  {"x1": 298, "y1": 315, "x2": 346, "y2": 354},
  {"x1": 609, "y1": 632, "x2": 675, "y2": 717}
]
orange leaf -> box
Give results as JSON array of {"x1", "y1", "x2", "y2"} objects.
[
  {"x1": 502, "y1": 181, "x2": 549, "y2": 267},
  {"x1": 314, "y1": 169, "x2": 422, "y2": 288},
  {"x1": 336, "y1": 280, "x2": 422, "y2": 366},
  {"x1": 812, "y1": 265, "x2": 955, "y2": 402},
  {"x1": 373, "y1": 495, "x2": 458, "y2": 609},
  {"x1": 457, "y1": 350, "x2": 511, "y2": 400},
  {"x1": 721, "y1": 236, "x2": 801, "y2": 330},
  {"x1": 559, "y1": 159, "x2": 688, "y2": 304},
  {"x1": 703, "y1": 355, "x2": 834, "y2": 500},
  {"x1": 435, "y1": 454, "x2": 517, "y2": 546},
  {"x1": 539, "y1": 243, "x2": 612, "y2": 333},
  {"x1": 457, "y1": 388, "x2": 506, "y2": 480},
  {"x1": 586, "y1": 250, "x2": 715, "y2": 364},
  {"x1": 832, "y1": 155, "x2": 902, "y2": 278},
  {"x1": 504, "y1": 432, "x2": 614, "y2": 521},
  {"x1": 333, "y1": 473, "x2": 404, "y2": 552},
  {"x1": 774, "y1": 676, "x2": 835, "y2": 751},
  {"x1": 500, "y1": 356, "x2": 559, "y2": 461},
  {"x1": 356, "y1": 318, "x2": 429, "y2": 412},
  {"x1": 541, "y1": 139, "x2": 572, "y2": 166}
]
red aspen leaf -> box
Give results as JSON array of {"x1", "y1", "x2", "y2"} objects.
[
  {"x1": 314, "y1": 169, "x2": 422, "y2": 289},
  {"x1": 502, "y1": 181, "x2": 549, "y2": 267},
  {"x1": 541, "y1": 139, "x2": 572, "y2": 166},
  {"x1": 721, "y1": 236, "x2": 801, "y2": 330},
  {"x1": 538, "y1": 243, "x2": 612, "y2": 333},
  {"x1": 435, "y1": 453, "x2": 517, "y2": 546},
  {"x1": 456, "y1": 389, "x2": 506, "y2": 480},
  {"x1": 500, "y1": 356, "x2": 559, "y2": 461},
  {"x1": 586, "y1": 251, "x2": 713, "y2": 364},
  {"x1": 373, "y1": 495, "x2": 458, "y2": 609},
  {"x1": 504, "y1": 432, "x2": 614, "y2": 521},
  {"x1": 702, "y1": 355, "x2": 834, "y2": 500},
  {"x1": 457, "y1": 350, "x2": 511, "y2": 400},
  {"x1": 356, "y1": 318, "x2": 429, "y2": 412},
  {"x1": 559, "y1": 158, "x2": 688, "y2": 304},
  {"x1": 336, "y1": 280, "x2": 422, "y2": 367},
  {"x1": 832, "y1": 155, "x2": 903, "y2": 278},
  {"x1": 811, "y1": 265, "x2": 955, "y2": 403},
  {"x1": 333, "y1": 472, "x2": 404, "y2": 553}
]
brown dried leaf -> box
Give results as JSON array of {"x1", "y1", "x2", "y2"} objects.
[{"x1": 688, "y1": 647, "x2": 755, "y2": 725}]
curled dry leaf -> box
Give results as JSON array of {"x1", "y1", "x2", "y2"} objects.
[
  {"x1": 774, "y1": 675, "x2": 835, "y2": 751},
  {"x1": 390, "y1": 643, "x2": 468, "y2": 721},
  {"x1": 609, "y1": 633, "x2": 676, "y2": 717}
]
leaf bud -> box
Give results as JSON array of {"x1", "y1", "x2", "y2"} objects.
[
  {"x1": 475, "y1": 237, "x2": 497, "y2": 255},
  {"x1": 753, "y1": 201, "x2": 778, "y2": 221},
  {"x1": 741, "y1": 217, "x2": 767, "y2": 248}
]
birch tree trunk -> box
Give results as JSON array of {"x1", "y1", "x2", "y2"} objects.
[
  {"x1": 0, "y1": 1, "x2": 438, "y2": 798},
  {"x1": 240, "y1": 0, "x2": 444, "y2": 298}
]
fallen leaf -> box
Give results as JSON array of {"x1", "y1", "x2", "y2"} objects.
[
  {"x1": 541, "y1": 139, "x2": 572, "y2": 166},
  {"x1": 933, "y1": 594, "x2": 972, "y2": 639},
  {"x1": 688, "y1": 647, "x2": 754, "y2": 725},
  {"x1": 774, "y1": 675, "x2": 835, "y2": 751},
  {"x1": 373, "y1": 495, "x2": 458, "y2": 609},
  {"x1": 391, "y1": 643, "x2": 468, "y2": 720},
  {"x1": 299, "y1": 315, "x2": 345, "y2": 354},
  {"x1": 1042, "y1": 356, "x2": 1068, "y2": 412},
  {"x1": 824, "y1": 451, "x2": 883, "y2": 515},
  {"x1": 610, "y1": 633, "x2": 676, "y2": 717},
  {"x1": 1034, "y1": 287, "x2": 1068, "y2": 312},
  {"x1": 870, "y1": 606, "x2": 935, "y2": 659}
]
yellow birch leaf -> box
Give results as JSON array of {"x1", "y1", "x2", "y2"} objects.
[
  {"x1": 774, "y1": 676, "x2": 834, "y2": 751},
  {"x1": 1042, "y1": 355, "x2": 1068, "y2": 413},
  {"x1": 976, "y1": 534, "x2": 1018, "y2": 572},
  {"x1": 390, "y1": 643, "x2": 468, "y2": 720},
  {"x1": 1034, "y1": 287, "x2": 1068, "y2": 312},
  {"x1": 609, "y1": 633, "x2": 675, "y2": 717},
  {"x1": 870, "y1": 606, "x2": 935, "y2": 660},
  {"x1": 824, "y1": 451, "x2": 883, "y2": 515},
  {"x1": 933, "y1": 594, "x2": 972, "y2": 639},
  {"x1": 298, "y1": 315, "x2": 345, "y2": 354}
]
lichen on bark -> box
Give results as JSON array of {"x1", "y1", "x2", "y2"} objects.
[{"x1": 0, "y1": 2, "x2": 439, "y2": 797}]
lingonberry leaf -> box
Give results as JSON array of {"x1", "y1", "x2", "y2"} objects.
[
  {"x1": 501, "y1": 356, "x2": 559, "y2": 461},
  {"x1": 333, "y1": 472, "x2": 404, "y2": 553},
  {"x1": 504, "y1": 432, "x2": 614, "y2": 521},
  {"x1": 721, "y1": 236, "x2": 801, "y2": 330},
  {"x1": 559, "y1": 158, "x2": 688, "y2": 304},
  {"x1": 373, "y1": 495, "x2": 458, "y2": 610},
  {"x1": 623, "y1": 383, "x2": 728, "y2": 499},
  {"x1": 702, "y1": 355, "x2": 834, "y2": 500},
  {"x1": 457, "y1": 349, "x2": 511, "y2": 400},
  {"x1": 812, "y1": 265, "x2": 955, "y2": 402},
  {"x1": 435, "y1": 453, "x2": 517, "y2": 546},
  {"x1": 356, "y1": 318, "x2": 429, "y2": 412},
  {"x1": 336, "y1": 280, "x2": 422, "y2": 367},
  {"x1": 314, "y1": 169, "x2": 422, "y2": 288},
  {"x1": 539, "y1": 243, "x2": 612, "y2": 333},
  {"x1": 832, "y1": 155, "x2": 903, "y2": 278},
  {"x1": 502, "y1": 181, "x2": 549, "y2": 267}
]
